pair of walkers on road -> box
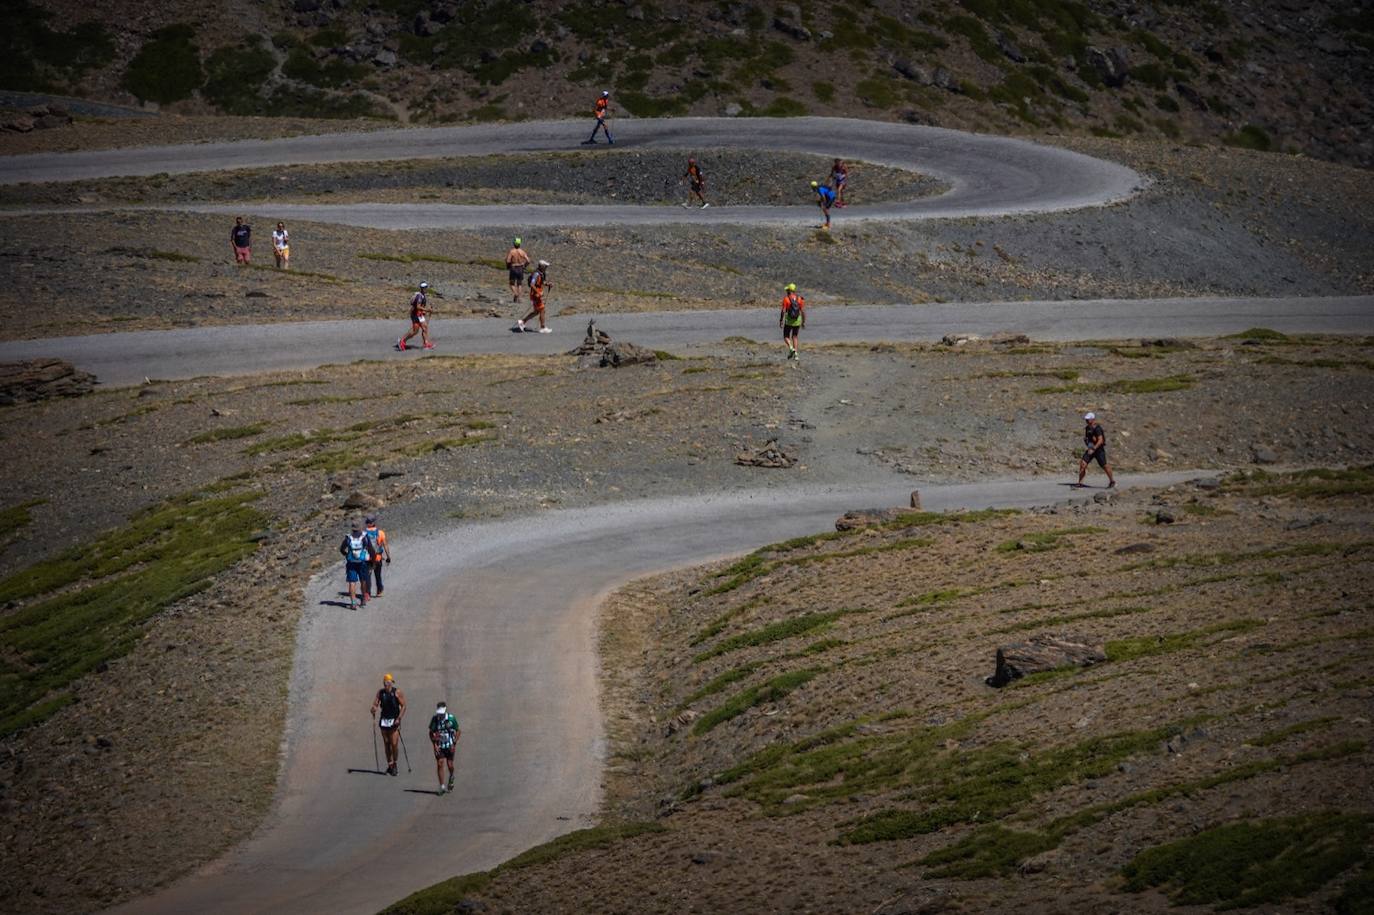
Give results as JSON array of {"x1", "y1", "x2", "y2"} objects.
[
  {"x1": 504, "y1": 237, "x2": 554, "y2": 333},
  {"x1": 230, "y1": 217, "x2": 291, "y2": 268},
  {"x1": 338, "y1": 517, "x2": 392, "y2": 609},
  {"x1": 371, "y1": 674, "x2": 461, "y2": 794}
]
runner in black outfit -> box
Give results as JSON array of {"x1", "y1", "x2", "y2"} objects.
[
  {"x1": 370, "y1": 673, "x2": 406, "y2": 775},
  {"x1": 1076, "y1": 411, "x2": 1116, "y2": 488}
]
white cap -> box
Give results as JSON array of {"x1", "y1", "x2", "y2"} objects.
[
  {"x1": 537, "y1": 260, "x2": 550, "y2": 268},
  {"x1": 602, "y1": 90, "x2": 610, "y2": 97},
  {"x1": 419, "y1": 282, "x2": 429, "y2": 288},
  {"x1": 1083, "y1": 412, "x2": 1095, "y2": 421}
]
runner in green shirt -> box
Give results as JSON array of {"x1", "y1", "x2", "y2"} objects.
[{"x1": 429, "y1": 701, "x2": 461, "y2": 795}]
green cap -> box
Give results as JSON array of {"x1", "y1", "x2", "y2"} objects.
[{"x1": 514, "y1": 237, "x2": 522, "y2": 246}]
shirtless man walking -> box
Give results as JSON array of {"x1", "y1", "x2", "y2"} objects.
[{"x1": 505, "y1": 237, "x2": 531, "y2": 304}]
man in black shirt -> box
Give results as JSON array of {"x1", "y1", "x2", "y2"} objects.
[
  {"x1": 231, "y1": 216, "x2": 252, "y2": 264},
  {"x1": 1077, "y1": 411, "x2": 1116, "y2": 488}
]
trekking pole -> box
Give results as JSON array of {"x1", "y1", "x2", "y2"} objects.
[
  {"x1": 398, "y1": 727, "x2": 413, "y2": 773},
  {"x1": 372, "y1": 715, "x2": 380, "y2": 772}
]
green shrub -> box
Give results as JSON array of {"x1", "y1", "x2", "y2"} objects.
[
  {"x1": 812, "y1": 80, "x2": 835, "y2": 102},
  {"x1": 855, "y1": 76, "x2": 900, "y2": 108},
  {"x1": 0, "y1": 0, "x2": 114, "y2": 90},
  {"x1": 943, "y1": 14, "x2": 1001, "y2": 62},
  {"x1": 1225, "y1": 124, "x2": 1273, "y2": 151},
  {"x1": 760, "y1": 96, "x2": 807, "y2": 117},
  {"x1": 1154, "y1": 93, "x2": 1179, "y2": 112},
  {"x1": 202, "y1": 41, "x2": 276, "y2": 114},
  {"x1": 1123, "y1": 814, "x2": 1371, "y2": 909},
  {"x1": 123, "y1": 24, "x2": 204, "y2": 104},
  {"x1": 619, "y1": 91, "x2": 688, "y2": 117}
]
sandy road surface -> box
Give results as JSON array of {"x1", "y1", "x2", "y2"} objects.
[
  {"x1": 0, "y1": 296, "x2": 1369, "y2": 388},
  {"x1": 116, "y1": 474, "x2": 1206, "y2": 915}
]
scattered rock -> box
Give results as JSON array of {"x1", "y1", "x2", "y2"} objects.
[
  {"x1": 891, "y1": 58, "x2": 930, "y2": 84},
  {"x1": 773, "y1": 17, "x2": 811, "y2": 40},
  {"x1": 664, "y1": 709, "x2": 700, "y2": 736},
  {"x1": 735, "y1": 439, "x2": 797, "y2": 469},
  {"x1": 940, "y1": 332, "x2": 980, "y2": 346},
  {"x1": 996, "y1": 31, "x2": 1026, "y2": 63},
  {"x1": 1019, "y1": 848, "x2": 1068, "y2": 875},
  {"x1": 1114, "y1": 542, "x2": 1156, "y2": 555},
  {"x1": 989, "y1": 332, "x2": 1031, "y2": 346},
  {"x1": 0, "y1": 359, "x2": 96, "y2": 404},
  {"x1": 1149, "y1": 446, "x2": 1172, "y2": 463},
  {"x1": 723, "y1": 102, "x2": 743, "y2": 116},
  {"x1": 782, "y1": 793, "x2": 809, "y2": 805},
  {"x1": 910, "y1": 490, "x2": 922, "y2": 510},
  {"x1": 1251, "y1": 446, "x2": 1279, "y2": 465},
  {"x1": 1141, "y1": 337, "x2": 1197, "y2": 349},
  {"x1": 1154, "y1": 509, "x2": 1176, "y2": 524},
  {"x1": 1175, "y1": 82, "x2": 1208, "y2": 110},
  {"x1": 1284, "y1": 515, "x2": 1330, "y2": 530},
  {"x1": 835, "y1": 507, "x2": 920, "y2": 531},
  {"x1": 244, "y1": 291, "x2": 272, "y2": 298},
  {"x1": 341, "y1": 491, "x2": 383, "y2": 510},
  {"x1": 601, "y1": 342, "x2": 657, "y2": 368},
  {"x1": 377, "y1": 469, "x2": 404, "y2": 480},
  {"x1": 1086, "y1": 46, "x2": 1129, "y2": 88},
  {"x1": 986, "y1": 634, "x2": 1106, "y2": 687},
  {"x1": 690, "y1": 850, "x2": 722, "y2": 866},
  {"x1": 373, "y1": 48, "x2": 398, "y2": 67},
  {"x1": 932, "y1": 67, "x2": 958, "y2": 92},
  {"x1": 1193, "y1": 477, "x2": 1222, "y2": 491}
]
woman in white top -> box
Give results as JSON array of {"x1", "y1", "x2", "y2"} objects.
[{"x1": 272, "y1": 222, "x2": 290, "y2": 269}]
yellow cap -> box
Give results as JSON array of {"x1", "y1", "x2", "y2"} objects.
[
  {"x1": 383, "y1": 673, "x2": 393, "y2": 682},
  {"x1": 786, "y1": 283, "x2": 796, "y2": 291},
  {"x1": 810, "y1": 180, "x2": 819, "y2": 188}
]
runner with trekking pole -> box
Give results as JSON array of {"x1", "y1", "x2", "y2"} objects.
[{"x1": 370, "y1": 673, "x2": 407, "y2": 776}]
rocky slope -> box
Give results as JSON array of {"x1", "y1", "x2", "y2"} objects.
[{"x1": 4, "y1": 0, "x2": 1372, "y2": 166}]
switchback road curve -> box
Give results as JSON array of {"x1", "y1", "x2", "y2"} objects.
[{"x1": 0, "y1": 116, "x2": 1145, "y2": 227}]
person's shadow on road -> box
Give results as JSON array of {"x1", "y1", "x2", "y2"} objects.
[
  {"x1": 346, "y1": 767, "x2": 388, "y2": 776},
  {"x1": 402, "y1": 788, "x2": 445, "y2": 796}
]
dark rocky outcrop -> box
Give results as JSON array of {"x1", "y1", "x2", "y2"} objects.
[
  {"x1": 0, "y1": 359, "x2": 96, "y2": 404},
  {"x1": 986, "y1": 634, "x2": 1106, "y2": 687}
]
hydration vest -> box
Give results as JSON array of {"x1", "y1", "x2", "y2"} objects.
[
  {"x1": 346, "y1": 534, "x2": 369, "y2": 562},
  {"x1": 364, "y1": 527, "x2": 384, "y2": 558},
  {"x1": 378, "y1": 687, "x2": 401, "y2": 719}
]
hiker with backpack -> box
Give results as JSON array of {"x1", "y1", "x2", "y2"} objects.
[
  {"x1": 429, "y1": 700, "x2": 461, "y2": 795},
  {"x1": 339, "y1": 521, "x2": 378, "y2": 609},
  {"x1": 370, "y1": 673, "x2": 407, "y2": 776},
  {"x1": 780, "y1": 283, "x2": 806, "y2": 361},
  {"x1": 397, "y1": 282, "x2": 433, "y2": 351},
  {"x1": 363, "y1": 516, "x2": 391, "y2": 598}
]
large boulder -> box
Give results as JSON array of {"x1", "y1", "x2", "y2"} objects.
[
  {"x1": 0, "y1": 359, "x2": 96, "y2": 404},
  {"x1": 986, "y1": 634, "x2": 1106, "y2": 687},
  {"x1": 1086, "y1": 46, "x2": 1129, "y2": 88},
  {"x1": 600, "y1": 341, "x2": 657, "y2": 368}
]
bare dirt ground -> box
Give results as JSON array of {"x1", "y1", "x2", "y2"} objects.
[
  {"x1": 2, "y1": 334, "x2": 1372, "y2": 912},
  {"x1": 0, "y1": 114, "x2": 396, "y2": 156},
  {"x1": 1, "y1": 139, "x2": 1370, "y2": 341},
  {"x1": 398, "y1": 471, "x2": 1374, "y2": 914},
  {"x1": 0, "y1": 150, "x2": 941, "y2": 208}
]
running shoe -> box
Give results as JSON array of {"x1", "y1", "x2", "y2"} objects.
[
  {"x1": 447, "y1": 774, "x2": 455, "y2": 791},
  {"x1": 515, "y1": 320, "x2": 525, "y2": 332},
  {"x1": 396, "y1": 338, "x2": 406, "y2": 351},
  {"x1": 681, "y1": 202, "x2": 690, "y2": 208},
  {"x1": 538, "y1": 327, "x2": 552, "y2": 334},
  {"x1": 423, "y1": 342, "x2": 435, "y2": 349},
  {"x1": 701, "y1": 202, "x2": 710, "y2": 208},
  {"x1": 1107, "y1": 481, "x2": 1117, "y2": 489},
  {"x1": 438, "y1": 784, "x2": 446, "y2": 795},
  {"x1": 388, "y1": 763, "x2": 396, "y2": 776}
]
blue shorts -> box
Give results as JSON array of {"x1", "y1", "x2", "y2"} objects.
[{"x1": 346, "y1": 561, "x2": 368, "y2": 583}]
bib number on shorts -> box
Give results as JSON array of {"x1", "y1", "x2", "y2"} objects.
[{"x1": 379, "y1": 717, "x2": 396, "y2": 728}]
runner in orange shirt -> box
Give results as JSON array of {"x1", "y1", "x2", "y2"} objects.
[
  {"x1": 514, "y1": 260, "x2": 553, "y2": 333},
  {"x1": 582, "y1": 91, "x2": 614, "y2": 145}
]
